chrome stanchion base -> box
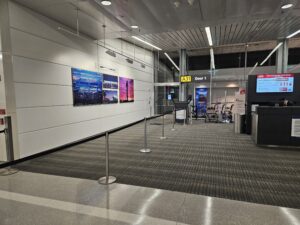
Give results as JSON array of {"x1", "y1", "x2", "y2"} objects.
[
  {"x1": 98, "y1": 176, "x2": 117, "y2": 185},
  {"x1": 139, "y1": 148, "x2": 151, "y2": 153},
  {"x1": 160, "y1": 136, "x2": 167, "y2": 140},
  {"x1": 0, "y1": 167, "x2": 19, "y2": 176},
  {"x1": 171, "y1": 128, "x2": 175, "y2": 131}
]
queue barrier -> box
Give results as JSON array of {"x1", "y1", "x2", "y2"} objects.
[
  {"x1": 140, "y1": 117, "x2": 151, "y2": 153},
  {"x1": 98, "y1": 114, "x2": 164, "y2": 185}
]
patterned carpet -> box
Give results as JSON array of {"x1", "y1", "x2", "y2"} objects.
[{"x1": 16, "y1": 116, "x2": 300, "y2": 209}]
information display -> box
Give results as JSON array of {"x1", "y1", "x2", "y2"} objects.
[
  {"x1": 256, "y1": 74, "x2": 294, "y2": 93},
  {"x1": 72, "y1": 68, "x2": 103, "y2": 106}
]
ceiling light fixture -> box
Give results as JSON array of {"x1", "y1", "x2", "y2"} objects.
[
  {"x1": 286, "y1": 29, "x2": 300, "y2": 39},
  {"x1": 126, "y1": 58, "x2": 133, "y2": 64},
  {"x1": 101, "y1": 0, "x2": 111, "y2": 6},
  {"x1": 132, "y1": 36, "x2": 162, "y2": 51},
  {"x1": 205, "y1": 27, "x2": 213, "y2": 46},
  {"x1": 131, "y1": 25, "x2": 139, "y2": 29},
  {"x1": 260, "y1": 42, "x2": 283, "y2": 66},
  {"x1": 281, "y1": 3, "x2": 293, "y2": 9},
  {"x1": 164, "y1": 52, "x2": 180, "y2": 71},
  {"x1": 105, "y1": 49, "x2": 116, "y2": 57},
  {"x1": 248, "y1": 62, "x2": 258, "y2": 75}
]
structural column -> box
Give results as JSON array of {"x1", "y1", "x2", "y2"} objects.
[
  {"x1": 0, "y1": 0, "x2": 20, "y2": 159},
  {"x1": 153, "y1": 52, "x2": 159, "y2": 114},
  {"x1": 276, "y1": 39, "x2": 288, "y2": 73},
  {"x1": 179, "y1": 49, "x2": 187, "y2": 101}
]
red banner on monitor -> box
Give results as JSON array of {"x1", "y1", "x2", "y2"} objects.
[{"x1": 257, "y1": 74, "x2": 293, "y2": 79}]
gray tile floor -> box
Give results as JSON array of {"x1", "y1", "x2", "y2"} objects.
[{"x1": 0, "y1": 171, "x2": 299, "y2": 225}]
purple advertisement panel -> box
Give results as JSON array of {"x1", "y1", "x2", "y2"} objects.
[{"x1": 119, "y1": 77, "x2": 134, "y2": 103}]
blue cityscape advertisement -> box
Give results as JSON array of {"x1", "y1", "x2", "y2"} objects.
[
  {"x1": 103, "y1": 74, "x2": 118, "y2": 89},
  {"x1": 195, "y1": 88, "x2": 208, "y2": 117},
  {"x1": 72, "y1": 68, "x2": 103, "y2": 106},
  {"x1": 103, "y1": 90, "x2": 118, "y2": 104}
]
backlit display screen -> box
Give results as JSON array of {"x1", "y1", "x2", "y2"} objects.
[{"x1": 256, "y1": 74, "x2": 294, "y2": 93}]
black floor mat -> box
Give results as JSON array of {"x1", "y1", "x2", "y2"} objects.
[{"x1": 15, "y1": 118, "x2": 300, "y2": 209}]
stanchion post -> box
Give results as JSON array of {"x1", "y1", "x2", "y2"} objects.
[
  {"x1": 140, "y1": 117, "x2": 151, "y2": 153},
  {"x1": 0, "y1": 116, "x2": 19, "y2": 176},
  {"x1": 190, "y1": 105, "x2": 193, "y2": 125},
  {"x1": 172, "y1": 108, "x2": 175, "y2": 131},
  {"x1": 160, "y1": 113, "x2": 167, "y2": 140},
  {"x1": 98, "y1": 132, "x2": 116, "y2": 185}
]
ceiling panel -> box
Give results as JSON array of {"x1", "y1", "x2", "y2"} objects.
[
  {"x1": 13, "y1": 0, "x2": 128, "y2": 40},
  {"x1": 11, "y1": 0, "x2": 300, "y2": 55},
  {"x1": 125, "y1": 14, "x2": 300, "y2": 52},
  {"x1": 102, "y1": 0, "x2": 300, "y2": 33}
]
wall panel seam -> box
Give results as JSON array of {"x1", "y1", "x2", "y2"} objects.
[
  {"x1": 16, "y1": 99, "x2": 146, "y2": 109},
  {"x1": 10, "y1": 26, "x2": 153, "y2": 67},
  {"x1": 18, "y1": 108, "x2": 149, "y2": 135},
  {"x1": 12, "y1": 54, "x2": 153, "y2": 77}
]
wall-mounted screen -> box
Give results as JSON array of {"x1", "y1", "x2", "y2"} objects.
[
  {"x1": 256, "y1": 74, "x2": 294, "y2": 93},
  {"x1": 72, "y1": 68, "x2": 103, "y2": 106},
  {"x1": 119, "y1": 77, "x2": 134, "y2": 103}
]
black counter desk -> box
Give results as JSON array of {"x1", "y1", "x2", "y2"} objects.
[{"x1": 251, "y1": 106, "x2": 300, "y2": 146}]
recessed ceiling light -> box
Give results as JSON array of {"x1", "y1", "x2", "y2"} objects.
[
  {"x1": 101, "y1": 0, "x2": 111, "y2": 6},
  {"x1": 281, "y1": 3, "x2": 293, "y2": 9},
  {"x1": 205, "y1": 27, "x2": 213, "y2": 46},
  {"x1": 164, "y1": 53, "x2": 180, "y2": 71},
  {"x1": 132, "y1": 36, "x2": 162, "y2": 51},
  {"x1": 286, "y1": 29, "x2": 300, "y2": 39},
  {"x1": 260, "y1": 42, "x2": 283, "y2": 66},
  {"x1": 131, "y1": 25, "x2": 139, "y2": 29}
]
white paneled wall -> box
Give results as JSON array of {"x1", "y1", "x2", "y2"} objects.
[
  {"x1": 0, "y1": 57, "x2": 4, "y2": 109},
  {"x1": 0, "y1": 53, "x2": 5, "y2": 161},
  {"x1": 8, "y1": 2, "x2": 154, "y2": 158}
]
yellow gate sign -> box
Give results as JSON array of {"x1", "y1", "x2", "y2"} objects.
[{"x1": 180, "y1": 75, "x2": 192, "y2": 83}]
